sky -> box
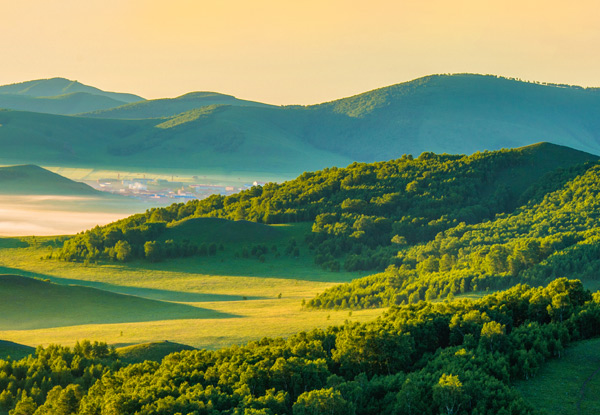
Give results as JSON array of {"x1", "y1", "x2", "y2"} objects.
[{"x1": 1, "y1": 0, "x2": 599, "y2": 104}]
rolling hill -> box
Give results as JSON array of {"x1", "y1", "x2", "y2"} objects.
[
  {"x1": 1, "y1": 73, "x2": 600, "y2": 179},
  {"x1": 81, "y1": 91, "x2": 273, "y2": 119},
  {"x1": 0, "y1": 92, "x2": 131, "y2": 115},
  {"x1": 0, "y1": 77, "x2": 143, "y2": 102},
  {"x1": 0, "y1": 164, "x2": 103, "y2": 195},
  {"x1": 0, "y1": 77, "x2": 144, "y2": 115}
]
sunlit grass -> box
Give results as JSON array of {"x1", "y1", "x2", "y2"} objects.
[{"x1": 0, "y1": 233, "x2": 380, "y2": 349}]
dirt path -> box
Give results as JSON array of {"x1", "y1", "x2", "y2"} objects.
[{"x1": 576, "y1": 361, "x2": 600, "y2": 414}]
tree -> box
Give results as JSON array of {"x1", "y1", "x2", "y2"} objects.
[
  {"x1": 293, "y1": 388, "x2": 355, "y2": 415},
  {"x1": 114, "y1": 240, "x2": 132, "y2": 262},
  {"x1": 433, "y1": 374, "x2": 466, "y2": 415}
]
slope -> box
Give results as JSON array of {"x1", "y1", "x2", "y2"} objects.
[
  {"x1": 309, "y1": 155, "x2": 600, "y2": 309},
  {"x1": 0, "y1": 164, "x2": 105, "y2": 195},
  {"x1": 517, "y1": 337, "x2": 600, "y2": 414},
  {"x1": 0, "y1": 92, "x2": 130, "y2": 115},
  {"x1": 0, "y1": 77, "x2": 143, "y2": 103},
  {"x1": 0, "y1": 340, "x2": 34, "y2": 360},
  {"x1": 0, "y1": 164, "x2": 106, "y2": 196},
  {"x1": 81, "y1": 91, "x2": 273, "y2": 119},
  {"x1": 0, "y1": 274, "x2": 230, "y2": 329}
]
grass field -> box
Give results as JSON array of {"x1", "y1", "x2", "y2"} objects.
[
  {"x1": 517, "y1": 337, "x2": 600, "y2": 415},
  {"x1": 0, "y1": 226, "x2": 381, "y2": 350}
]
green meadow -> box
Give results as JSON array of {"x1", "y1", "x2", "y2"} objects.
[
  {"x1": 517, "y1": 337, "x2": 600, "y2": 415},
  {"x1": 0, "y1": 225, "x2": 382, "y2": 350}
]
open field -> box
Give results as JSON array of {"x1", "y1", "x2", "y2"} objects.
[
  {"x1": 517, "y1": 337, "x2": 600, "y2": 415},
  {"x1": 0, "y1": 228, "x2": 381, "y2": 349}
]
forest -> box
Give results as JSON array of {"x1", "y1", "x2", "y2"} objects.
[
  {"x1": 1, "y1": 278, "x2": 599, "y2": 414},
  {"x1": 56, "y1": 143, "x2": 594, "y2": 270}
]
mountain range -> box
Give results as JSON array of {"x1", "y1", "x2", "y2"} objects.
[{"x1": 0, "y1": 74, "x2": 599, "y2": 175}]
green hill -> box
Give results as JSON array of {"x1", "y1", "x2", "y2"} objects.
[
  {"x1": 56, "y1": 143, "x2": 598, "y2": 268},
  {"x1": 81, "y1": 91, "x2": 273, "y2": 119},
  {"x1": 0, "y1": 164, "x2": 102, "y2": 195},
  {"x1": 1, "y1": 74, "x2": 600, "y2": 175},
  {"x1": 303, "y1": 74, "x2": 600, "y2": 160},
  {"x1": 0, "y1": 340, "x2": 34, "y2": 360},
  {"x1": 0, "y1": 274, "x2": 231, "y2": 329},
  {"x1": 0, "y1": 77, "x2": 143, "y2": 103},
  {"x1": 117, "y1": 341, "x2": 196, "y2": 364},
  {"x1": 0, "y1": 92, "x2": 130, "y2": 115}
]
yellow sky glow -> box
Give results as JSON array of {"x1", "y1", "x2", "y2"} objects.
[{"x1": 0, "y1": 0, "x2": 599, "y2": 104}]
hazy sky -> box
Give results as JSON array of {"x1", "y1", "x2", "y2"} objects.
[{"x1": 1, "y1": 0, "x2": 598, "y2": 104}]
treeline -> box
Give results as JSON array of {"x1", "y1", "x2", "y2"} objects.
[
  {"x1": 2, "y1": 278, "x2": 600, "y2": 414},
  {"x1": 309, "y1": 163, "x2": 600, "y2": 309},
  {"x1": 56, "y1": 145, "x2": 580, "y2": 267},
  {"x1": 55, "y1": 218, "x2": 225, "y2": 263}
]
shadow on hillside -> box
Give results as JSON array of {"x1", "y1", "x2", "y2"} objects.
[
  {"x1": 0, "y1": 266, "x2": 262, "y2": 302},
  {"x1": 0, "y1": 273, "x2": 242, "y2": 330}
]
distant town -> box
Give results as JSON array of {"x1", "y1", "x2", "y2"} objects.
[{"x1": 86, "y1": 175, "x2": 266, "y2": 205}]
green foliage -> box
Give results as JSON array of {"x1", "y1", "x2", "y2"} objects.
[
  {"x1": 56, "y1": 144, "x2": 596, "y2": 273},
  {"x1": 1, "y1": 279, "x2": 599, "y2": 414},
  {"x1": 309, "y1": 162, "x2": 600, "y2": 309}
]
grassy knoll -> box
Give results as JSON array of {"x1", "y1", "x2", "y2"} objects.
[
  {"x1": 517, "y1": 337, "x2": 600, "y2": 414},
  {"x1": 0, "y1": 230, "x2": 381, "y2": 349}
]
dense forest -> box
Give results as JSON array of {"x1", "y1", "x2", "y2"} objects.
[
  {"x1": 308, "y1": 162, "x2": 600, "y2": 309},
  {"x1": 56, "y1": 143, "x2": 595, "y2": 271},
  {"x1": 1, "y1": 278, "x2": 600, "y2": 414}
]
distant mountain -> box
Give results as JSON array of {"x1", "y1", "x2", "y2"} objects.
[
  {"x1": 0, "y1": 92, "x2": 129, "y2": 115},
  {"x1": 303, "y1": 74, "x2": 600, "y2": 160},
  {"x1": 1, "y1": 74, "x2": 600, "y2": 174},
  {"x1": 0, "y1": 108, "x2": 352, "y2": 175},
  {"x1": 0, "y1": 77, "x2": 144, "y2": 115},
  {"x1": 0, "y1": 77, "x2": 143, "y2": 102},
  {"x1": 81, "y1": 91, "x2": 273, "y2": 119},
  {"x1": 0, "y1": 164, "x2": 102, "y2": 195}
]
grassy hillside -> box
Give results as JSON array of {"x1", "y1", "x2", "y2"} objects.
[
  {"x1": 0, "y1": 340, "x2": 34, "y2": 360},
  {"x1": 0, "y1": 274, "x2": 229, "y2": 329},
  {"x1": 81, "y1": 91, "x2": 272, "y2": 119},
  {"x1": 1, "y1": 74, "x2": 600, "y2": 175},
  {"x1": 117, "y1": 341, "x2": 196, "y2": 364},
  {"x1": 517, "y1": 337, "x2": 600, "y2": 414},
  {"x1": 0, "y1": 77, "x2": 143, "y2": 103},
  {"x1": 0, "y1": 92, "x2": 128, "y2": 115},
  {"x1": 0, "y1": 164, "x2": 103, "y2": 195}
]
